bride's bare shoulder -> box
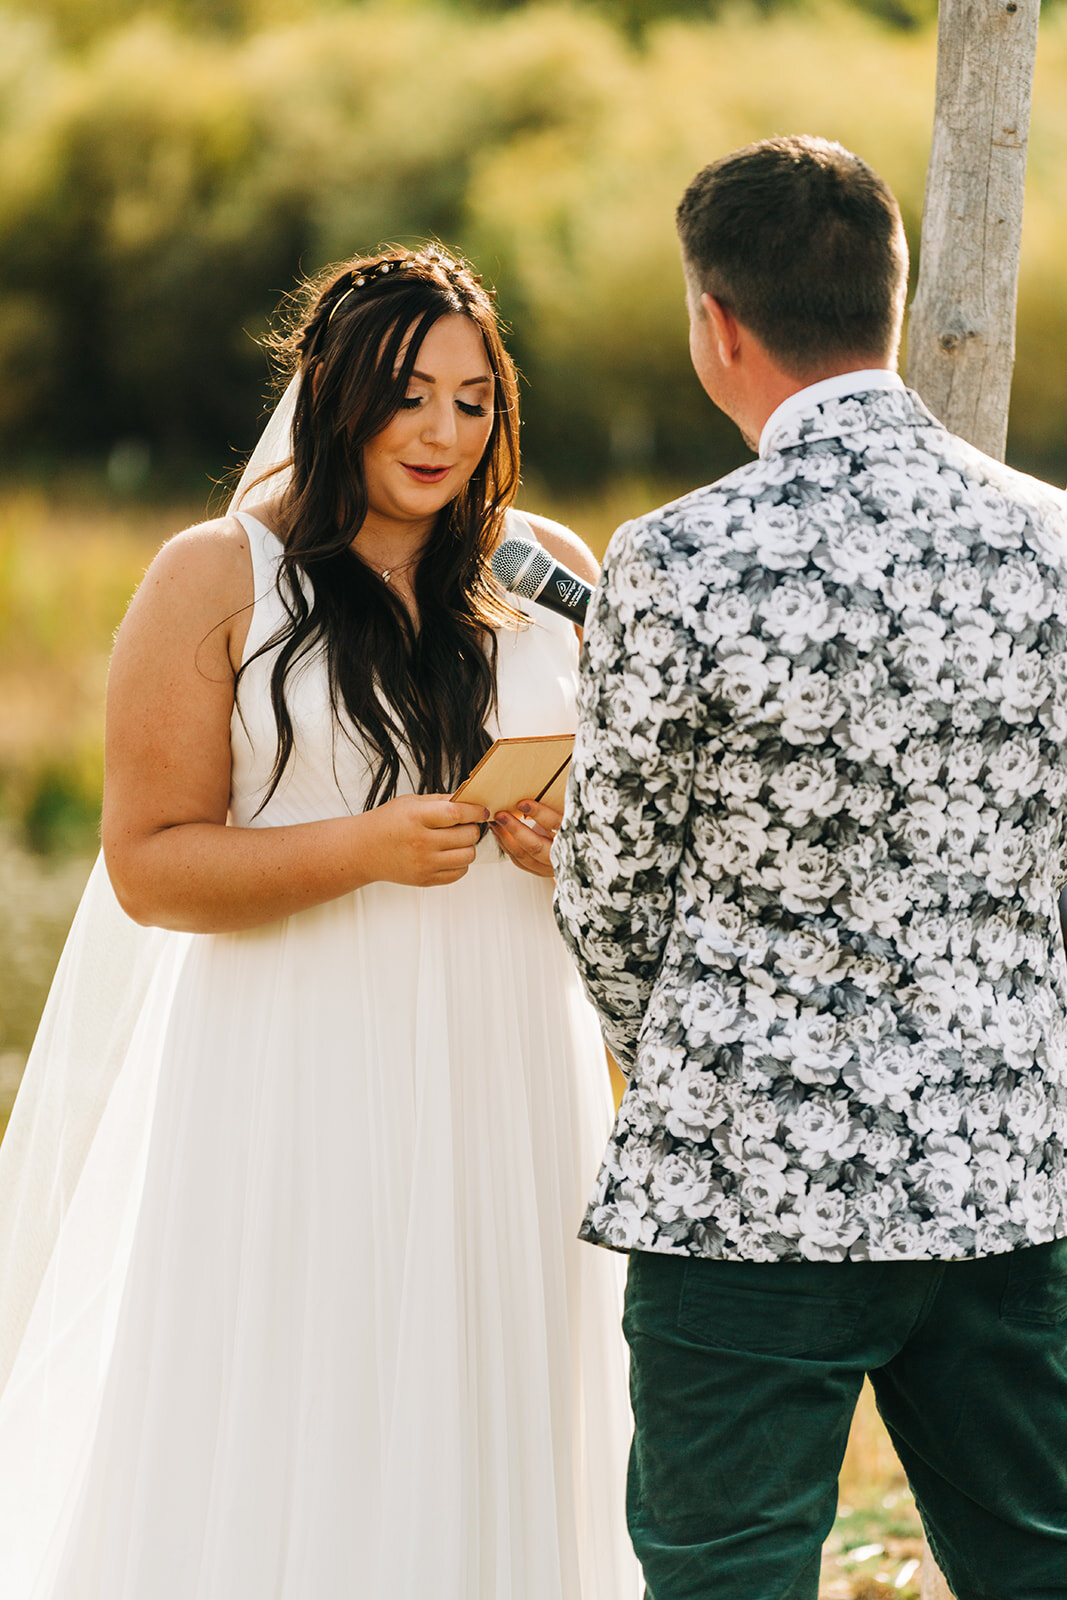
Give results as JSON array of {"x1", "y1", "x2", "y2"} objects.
[
  {"x1": 130, "y1": 514, "x2": 258, "y2": 621},
  {"x1": 116, "y1": 514, "x2": 260, "y2": 676},
  {"x1": 152, "y1": 512, "x2": 252, "y2": 582}
]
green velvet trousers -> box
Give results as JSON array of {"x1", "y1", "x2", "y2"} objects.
[{"x1": 623, "y1": 1242, "x2": 1067, "y2": 1600}]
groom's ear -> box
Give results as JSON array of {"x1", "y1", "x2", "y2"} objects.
[{"x1": 702, "y1": 294, "x2": 742, "y2": 368}]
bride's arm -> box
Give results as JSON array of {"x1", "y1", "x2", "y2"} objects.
[{"x1": 102, "y1": 524, "x2": 487, "y2": 934}]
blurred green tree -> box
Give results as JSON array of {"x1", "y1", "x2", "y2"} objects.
[
  {"x1": 1, "y1": 0, "x2": 1065, "y2": 490},
  {"x1": 0, "y1": 0, "x2": 953, "y2": 47},
  {"x1": 462, "y1": 0, "x2": 942, "y2": 34}
]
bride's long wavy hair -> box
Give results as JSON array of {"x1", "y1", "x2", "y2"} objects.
[{"x1": 236, "y1": 246, "x2": 522, "y2": 812}]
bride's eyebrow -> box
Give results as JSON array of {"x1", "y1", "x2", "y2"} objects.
[{"x1": 409, "y1": 370, "x2": 492, "y2": 387}]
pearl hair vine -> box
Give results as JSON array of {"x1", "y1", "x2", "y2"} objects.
[
  {"x1": 326, "y1": 249, "x2": 493, "y2": 326},
  {"x1": 327, "y1": 257, "x2": 401, "y2": 322}
]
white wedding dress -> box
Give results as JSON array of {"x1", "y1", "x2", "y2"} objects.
[{"x1": 0, "y1": 510, "x2": 638, "y2": 1599}]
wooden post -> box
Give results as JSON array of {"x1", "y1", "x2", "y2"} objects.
[
  {"x1": 907, "y1": 5, "x2": 1040, "y2": 1595},
  {"x1": 906, "y1": 0, "x2": 1040, "y2": 457}
]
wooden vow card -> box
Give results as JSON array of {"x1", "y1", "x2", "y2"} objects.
[{"x1": 451, "y1": 734, "x2": 575, "y2": 815}]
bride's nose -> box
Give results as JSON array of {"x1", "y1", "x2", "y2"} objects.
[{"x1": 420, "y1": 397, "x2": 458, "y2": 448}]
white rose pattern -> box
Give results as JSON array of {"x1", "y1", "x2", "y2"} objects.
[{"x1": 554, "y1": 387, "x2": 1067, "y2": 1263}]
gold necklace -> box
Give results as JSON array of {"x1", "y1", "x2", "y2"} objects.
[
  {"x1": 353, "y1": 546, "x2": 423, "y2": 584},
  {"x1": 375, "y1": 552, "x2": 420, "y2": 585}
]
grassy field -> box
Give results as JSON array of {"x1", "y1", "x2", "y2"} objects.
[
  {"x1": 0, "y1": 486, "x2": 927, "y2": 1596},
  {"x1": 0, "y1": 487, "x2": 203, "y2": 853}
]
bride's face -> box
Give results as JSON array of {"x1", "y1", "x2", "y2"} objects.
[{"x1": 360, "y1": 313, "x2": 495, "y2": 541}]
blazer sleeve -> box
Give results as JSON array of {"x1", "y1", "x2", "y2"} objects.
[{"x1": 552, "y1": 516, "x2": 699, "y2": 1073}]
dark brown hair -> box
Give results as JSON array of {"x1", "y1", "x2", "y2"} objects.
[
  {"x1": 676, "y1": 135, "x2": 908, "y2": 375},
  {"x1": 237, "y1": 245, "x2": 522, "y2": 812}
]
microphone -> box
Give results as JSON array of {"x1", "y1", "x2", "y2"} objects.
[{"x1": 491, "y1": 537, "x2": 593, "y2": 624}]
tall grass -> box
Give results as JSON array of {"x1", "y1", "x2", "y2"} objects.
[
  {"x1": 0, "y1": 488, "x2": 201, "y2": 850},
  {"x1": 0, "y1": 828, "x2": 92, "y2": 1137},
  {"x1": 0, "y1": 487, "x2": 184, "y2": 1127}
]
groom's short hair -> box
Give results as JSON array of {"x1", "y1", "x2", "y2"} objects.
[{"x1": 677, "y1": 135, "x2": 908, "y2": 375}]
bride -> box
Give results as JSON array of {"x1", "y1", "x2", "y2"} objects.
[{"x1": 0, "y1": 245, "x2": 638, "y2": 1598}]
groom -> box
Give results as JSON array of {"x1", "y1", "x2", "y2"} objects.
[{"x1": 553, "y1": 136, "x2": 1067, "y2": 1600}]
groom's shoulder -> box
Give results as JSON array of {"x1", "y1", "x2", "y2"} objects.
[
  {"x1": 606, "y1": 456, "x2": 785, "y2": 559},
  {"x1": 651, "y1": 455, "x2": 776, "y2": 524},
  {"x1": 615, "y1": 422, "x2": 1067, "y2": 555},
  {"x1": 944, "y1": 435, "x2": 1067, "y2": 520}
]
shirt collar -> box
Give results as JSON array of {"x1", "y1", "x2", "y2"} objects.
[{"x1": 758, "y1": 369, "x2": 906, "y2": 458}]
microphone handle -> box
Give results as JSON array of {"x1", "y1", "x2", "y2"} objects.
[{"x1": 530, "y1": 566, "x2": 592, "y2": 623}]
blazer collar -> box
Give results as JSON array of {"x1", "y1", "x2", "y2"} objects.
[{"x1": 759, "y1": 377, "x2": 939, "y2": 458}]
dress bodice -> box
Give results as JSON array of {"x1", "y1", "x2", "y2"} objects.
[{"x1": 230, "y1": 511, "x2": 580, "y2": 829}]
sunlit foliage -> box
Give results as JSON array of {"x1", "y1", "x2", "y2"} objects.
[{"x1": 0, "y1": 0, "x2": 1065, "y2": 487}]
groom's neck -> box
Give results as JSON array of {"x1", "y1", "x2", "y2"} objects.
[{"x1": 729, "y1": 344, "x2": 897, "y2": 452}]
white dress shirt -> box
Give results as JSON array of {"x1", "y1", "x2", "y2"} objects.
[{"x1": 759, "y1": 368, "x2": 905, "y2": 457}]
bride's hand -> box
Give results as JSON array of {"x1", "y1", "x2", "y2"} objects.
[
  {"x1": 363, "y1": 795, "x2": 490, "y2": 887},
  {"x1": 490, "y1": 800, "x2": 561, "y2": 880}
]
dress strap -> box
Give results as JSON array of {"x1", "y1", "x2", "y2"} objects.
[
  {"x1": 504, "y1": 507, "x2": 537, "y2": 544},
  {"x1": 234, "y1": 510, "x2": 287, "y2": 669},
  {"x1": 499, "y1": 507, "x2": 577, "y2": 645}
]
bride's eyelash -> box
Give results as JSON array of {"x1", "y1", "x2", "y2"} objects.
[{"x1": 398, "y1": 396, "x2": 490, "y2": 418}]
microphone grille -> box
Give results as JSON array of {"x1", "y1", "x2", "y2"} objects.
[{"x1": 491, "y1": 537, "x2": 552, "y2": 597}]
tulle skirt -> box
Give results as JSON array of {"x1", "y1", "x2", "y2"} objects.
[{"x1": 0, "y1": 855, "x2": 638, "y2": 1599}]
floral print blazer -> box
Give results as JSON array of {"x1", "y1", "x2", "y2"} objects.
[{"x1": 554, "y1": 385, "x2": 1067, "y2": 1262}]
